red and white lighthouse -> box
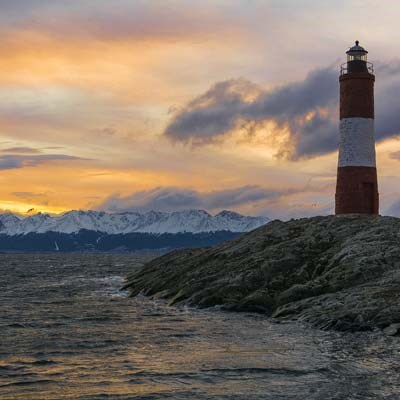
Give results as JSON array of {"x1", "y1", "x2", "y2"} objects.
[{"x1": 335, "y1": 41, "x2": 379, "y2": 215}]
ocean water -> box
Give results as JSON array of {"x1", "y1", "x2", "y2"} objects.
[{"x1": 0, "y1": 253, "x2": 399, "y2": 400}]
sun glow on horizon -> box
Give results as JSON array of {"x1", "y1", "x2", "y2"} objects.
[
  {"x1": 0, "y1": 201, "x2": 68, "y2": 216},
  {"x1": 1, "y1": 1, "x2": 400, "y2": 218}
]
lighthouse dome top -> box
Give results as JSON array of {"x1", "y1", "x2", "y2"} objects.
[
  {"x1": 346, "y1": 40, "x2": 368, "y2": 55},
  {"x1": 340, "y1": 40, "x2": 373, "y2": 75}
]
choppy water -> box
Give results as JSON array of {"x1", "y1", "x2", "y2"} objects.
[{"x1": 0, "y1": 253, "x2": 399, "y2": 400}]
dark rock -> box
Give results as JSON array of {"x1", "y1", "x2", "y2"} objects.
[
  {"x1": 124, "y1": 215, "x2": 400, "y2": 332},
  {"x1": 383, "y1": 323, "x2": 400, "y2": 336}
]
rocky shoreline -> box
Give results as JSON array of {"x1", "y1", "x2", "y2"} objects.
[{"x1": 124, "y1": 215, "x2": 400, "y2": 334}]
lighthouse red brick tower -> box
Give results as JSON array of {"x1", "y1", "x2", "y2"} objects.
[{"x1": 335, "y1": 41, "x2": 379, "y2": 215}]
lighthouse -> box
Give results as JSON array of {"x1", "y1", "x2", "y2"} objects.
[{"x1": 335, "y1": 41, "x2": 379, "y2": 215}]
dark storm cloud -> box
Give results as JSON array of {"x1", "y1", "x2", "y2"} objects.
[
  {"x1": 165, "y1": 63, "x2": 400, "y2": 159},
  {"x1": 0, "y1": 154, "x2": 85, "y2": 170},
  {"x1": 165, "y1": 79, "x2": 258, "y2": 144},
  {"x1": 165, "y1": 67, "x2": 339, "y2": 158},
  {"x1": 374, "y1": 65, "x2": 400, "y2": 141},
  {"x1": 246, "y1": 67, "x2": 337, "y2": 121},
  {"x1": 98, "y1": 186, "x2": 283, "y2": 213}
]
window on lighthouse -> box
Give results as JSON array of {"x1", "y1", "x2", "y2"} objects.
[{"x1": 347, "y1": 53, "x2": 367, "y2": 62}]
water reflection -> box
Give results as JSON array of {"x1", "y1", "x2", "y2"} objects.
[{"x1": 0, "y1": 254, "x2": 399, "y2": 399}]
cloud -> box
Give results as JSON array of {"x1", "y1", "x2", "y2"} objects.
[
  {"x1": 0, "y1": 146, "x2": 42, "y2": 154},
  {"x1": 383, "y1": 200, "x2": 400, "y2": 217},
  {"x1": 0, "y1": 0, "x2": 49, "y2": 23},
  {"x1": 0, "y1": 154, "x2": 85, "y2": 170},
  {"x1": 0, "y1": 1, "x2": 236, "y2": 43},
  {"x1": 389, "y1": 151, "x2": 400, "y2": 160},
  {"x1": 165, "y1": 63, "x2": 400, "y2": 159},
  {"x1": 165, "y1": 67, "x2": 338, "y2": 158},
  {"x1": 97, "y1": 183, "x2": 336, "y2": 219},
  {"x1": 12, "y1": 191, "x2": 47, "y2": 199},
  {"x1": 12, "y1": 191, "x2": 50, "y2": 207},
  {"x1": 98, "y1": 185, "x2": 283, "y2": 213}
]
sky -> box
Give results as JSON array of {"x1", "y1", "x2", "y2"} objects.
[{"x1": 1, "y1": 0, "x2": 400, "y2": 219}]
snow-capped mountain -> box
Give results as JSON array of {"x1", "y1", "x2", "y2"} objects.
[{"x1": 0, "y1": 210, "x2": 268, "y2": 236}]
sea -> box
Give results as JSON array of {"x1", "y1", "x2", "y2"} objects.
[{"x1": 0, "y1": 253, "x2": 399, "y2": 400}]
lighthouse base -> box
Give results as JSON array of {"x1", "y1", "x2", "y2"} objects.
[{"x1": 335, "y1": 166, "x2": 379, "y2": 215}]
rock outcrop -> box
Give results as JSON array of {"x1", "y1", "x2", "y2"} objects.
[{"x1": 124, "y1": 215, "x2": 400, "y2": 332}]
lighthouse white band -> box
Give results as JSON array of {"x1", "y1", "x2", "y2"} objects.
[{"x1": 338, "y1": 118, "x2": 376, "y2": 167}]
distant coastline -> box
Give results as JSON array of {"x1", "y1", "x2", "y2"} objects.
[{"x1": 0, "y1": 230, "x2": 242, "y2": 252}]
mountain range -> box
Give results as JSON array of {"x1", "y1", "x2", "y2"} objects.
[
  {"x1": 0, "y1": 210, "x2": 268, "y2": 252},
  {"x1": 0, "y1": 209, "x2": 268, "y2": 235}
]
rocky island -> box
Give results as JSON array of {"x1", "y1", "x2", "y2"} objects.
[{"x1": 124, "y1": 215, "x2": 400, "y2": 334}]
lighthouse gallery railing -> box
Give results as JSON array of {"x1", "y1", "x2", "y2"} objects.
[{"x1": 340, "y1": 62, "x2": 374, "y2": 75}]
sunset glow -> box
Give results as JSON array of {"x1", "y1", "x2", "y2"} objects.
[{"x1": 2, "y1": 0, "x2": 400, "y2": 218}]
